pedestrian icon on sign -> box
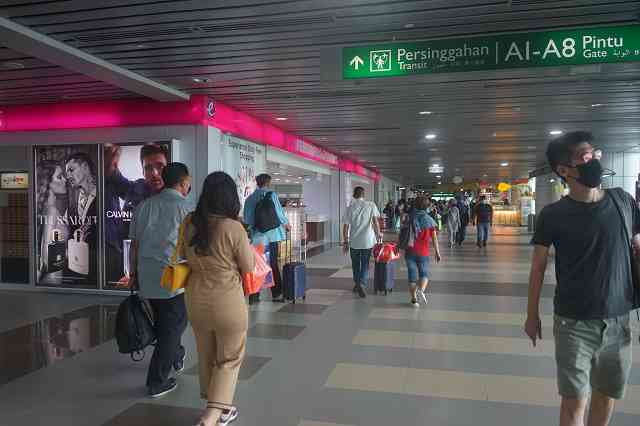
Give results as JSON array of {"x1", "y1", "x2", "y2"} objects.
[{"x1": 370, "y1": 50, "x2": 392, "y2": 72}]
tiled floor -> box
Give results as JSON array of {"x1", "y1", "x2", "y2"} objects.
[
  {"x1": 247, "y1": 323, "x2": 307, "y2": 340},
  {"x1": 0, "y1": 226, "x2": 639, "y2": 425},
  {"x1": 185, "y1": 355, "x2": 272, "y2": 381}
]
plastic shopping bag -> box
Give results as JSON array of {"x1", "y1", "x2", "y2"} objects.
[
  {"x1": 243, "y1": 244, "x2": 273, "y2": 296},
  {"x1": 262, "y1": 244, "x2": 275, "y2": 289}
]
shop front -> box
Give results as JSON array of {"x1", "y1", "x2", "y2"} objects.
[
  {"x1": 0, "y1": 96, "x2": 380, "y2": 293},
  {"x1": 266, "y1": 146, "x2": 340, "y2": 250},
  {"x1": 484, "y1": 179, "x2": 535, "y2": 227},
  {"x1": 0, "y1": 124, "x2": 202, "y2": 293}
]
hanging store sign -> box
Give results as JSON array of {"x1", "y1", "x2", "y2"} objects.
[
  {"x1": 497, "y1": 182, "x2": 512, "y2": 193},
  {"x1": 343, "y1": 24, "x2": 640, "y2": 79},
  {"x1": 294, "y1": 138, "x2": 339, "y2": 166}
]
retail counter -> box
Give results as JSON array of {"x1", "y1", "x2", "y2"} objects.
[
  {"x1": 492, "y1": 206, "x2": 521, "y2": 226},
  {"x1": 306, "y1": 215, "x2": 328, "y2": 242}
]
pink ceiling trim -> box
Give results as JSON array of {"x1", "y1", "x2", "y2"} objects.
[{"x1": 0, "y1": 95, "x2": 379, "y2": 181}]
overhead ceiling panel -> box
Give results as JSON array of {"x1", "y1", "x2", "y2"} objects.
[{"x1": 0, "y1": 46, "x2": 138, "y2": 104}]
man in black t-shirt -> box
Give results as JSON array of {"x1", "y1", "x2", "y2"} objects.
[
  {"x1": 473, "y1": 195, "x2": 493, "y2": 247},
  {"x1": 526, "y1": 131, "x2": 639, "y2": 426}
]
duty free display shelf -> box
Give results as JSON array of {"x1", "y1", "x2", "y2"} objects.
[{"x1": 0, "y1": 192, "x2": 29, "y2": 283}]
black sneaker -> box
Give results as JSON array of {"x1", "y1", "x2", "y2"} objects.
[
  {"x1": 357, "y1": 285, "x2": 367, "y2": 298},
  {"x1": 483, "y1": 241, "x2": 487, "y2": 247},
  {"x1": 476, "y1": 241, "x2": 482, "y2": 248},
  {"x1": 352, "y1": 284, "x2": 358, "y2": 293},
  {"x1": 218, "y1": 407, "x2": 239, "y2": 426},
  {"x1": 149, "y1": 378, "x2": 177, "y2": 398},
  {"x1": 174, "y1": 351, "x2": 186, "y2": 374}
]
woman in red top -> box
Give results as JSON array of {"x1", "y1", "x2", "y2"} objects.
[{"x1": 404, "y1": 197, "x2": 442, "y2": 307}]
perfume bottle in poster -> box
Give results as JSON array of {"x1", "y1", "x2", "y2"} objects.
[
  {"x1": 122, "y1": 239, "x2": 132, "y2": 278},
  {"x1": 47, "y1": 229, "x2": 66, "y2": 272},
  {"x1": 34, "y1": 145, "x2": 99, "y2": 288},
  {"x1": 68, "y1": 230, "x2": 89, "y2": 276}
]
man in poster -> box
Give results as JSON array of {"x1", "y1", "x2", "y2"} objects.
[
  {"x1": 65, "y1": 152, "x2": 98, "y2": 279},
  {"x1": 104, "y1": 143, "x2": 169, "y2": 287}
]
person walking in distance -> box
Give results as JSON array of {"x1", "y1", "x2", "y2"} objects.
[
  {"x1": 181, "y1": 172, "x2": 254, "y2": 426},
  {"x1": 404, "y1": 197, "x2": 441, "y2": 307},
  {"x1": 445, "y1": 199, "x2": 460, "y2": 248},
  {"x1": 525, "y1": 131, "x2": 639, "y2": 426},
  {"x1": 456, "y1": 197, "x2": 470, "y2": 246},
  {"x1": 383, "y1": 201, "x2": 395, "y2": 231},
  {"x1": 342, "y1": 186, "x2": 382, "y2": 298},
  {"x1": 243, "y1": 174, "x2": 290, "y2": 304},
  {"x1": 129, "y1": 163, "x2": 193, "y2": 398},
  {"x1": 473, "y1": 195, "x2": 493, "y2": 247}
]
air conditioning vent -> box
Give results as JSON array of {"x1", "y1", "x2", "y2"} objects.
[
  {"x1": 509, "y1": 0, "x2": 553, "y2": 6},
  {"x1": 293, "y1": 90, "x2": 381, "y2": 99},
  {"x1": 60, "y1": 15, "x2": 335, "y2": 44}
]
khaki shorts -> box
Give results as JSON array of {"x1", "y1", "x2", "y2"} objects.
[{"x1": 554, "y1": 314, "x2": 633, "y2": 400}]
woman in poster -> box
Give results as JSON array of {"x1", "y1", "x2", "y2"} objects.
[
  {"x1": 35, "y1": 146, "x2": 99, "y2": 288},
  {"x1": 36, "y1": 160, "x2": 70, "y2": 281}
]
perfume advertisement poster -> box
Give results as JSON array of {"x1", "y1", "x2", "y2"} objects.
[
  {"x1": 103, "y1": 142, "x2": 171, "y2": 289},
  {"x1": 34, "y1": 145, "x2": 100, "y2": 289}
]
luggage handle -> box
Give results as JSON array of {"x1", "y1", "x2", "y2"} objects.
[{"x1": 285, "y1": 226, "x2": 307, "y2": 264}]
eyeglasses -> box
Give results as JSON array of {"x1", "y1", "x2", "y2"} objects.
[
  {"x1": 143, "y1": 164, "x2": 164, "y2": 174},
  {"x1": 577, "y1": 149, "x2": 602, "y2": 164}
]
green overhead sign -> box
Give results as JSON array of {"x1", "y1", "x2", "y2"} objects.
[{"x1": 343, "y1": 25, "x2": 640, "y2": 79}]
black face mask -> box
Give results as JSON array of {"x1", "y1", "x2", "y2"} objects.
[{"x1": 572, "y1": 159, "x2": 603, "y2": 188}]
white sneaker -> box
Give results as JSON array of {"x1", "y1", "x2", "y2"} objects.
[
  {"x1": 418, "y1": 289, "x2": 428, "y2": 306},
  {"x1": 218, "y1": 407, "x2": 238, "y2": 426},
  {"x1": 411, "y1": 298, "x2": 419, "y2": 308}
]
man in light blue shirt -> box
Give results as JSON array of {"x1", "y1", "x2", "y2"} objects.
[
  {"x1": 244, "y1": 173, "x2": 290, "y2": 303},
  {"x1": 129, "y1": 163, "x2": 192, "y2": 398},
  {"x1": 342, "y1": 186, "x2": 382, "y2": 299}
]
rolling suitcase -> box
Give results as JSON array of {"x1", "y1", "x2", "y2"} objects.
[
  {"x1": 282, "y1": 232, "x2": 306, "y2": 303},
  {"x1": 373, "y1": 260, "x2": 395, "y2": 295}
]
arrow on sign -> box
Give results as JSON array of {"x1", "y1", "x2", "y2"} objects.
[{"x1": 349, "y1": 56, "x2": 364, "y2": 70}]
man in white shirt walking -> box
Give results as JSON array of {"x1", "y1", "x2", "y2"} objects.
[{"x1": 342, "y1": 186, "x2": 382, "y2": 298}]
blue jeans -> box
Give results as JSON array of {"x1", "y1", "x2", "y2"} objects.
[
  {"x1": 477, "y1": 222, "x2": 490, "y2": 242},
  {"x1": 405, "y1": 251, "x2": 430, "y2": 283},
  {"x1": 350, "y1": 248, "x2": 372, "y2": 288}
]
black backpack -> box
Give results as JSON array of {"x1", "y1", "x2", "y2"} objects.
[
  {"x1": 254, "y1": 191, "x2": 281, "y2": 233},
  {"x1": 115, "y1": 289, "x2": 156, "y2": 361},
  {"x1": 397, "y1": 213, "x2": 416, "y2": 250}
]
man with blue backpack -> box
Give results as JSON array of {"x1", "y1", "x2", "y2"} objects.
[{"x1": 244, "y1": 174, "x2": 290, "y2": 304}]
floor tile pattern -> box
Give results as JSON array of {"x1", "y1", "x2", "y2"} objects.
[{"x1": 0, "y1": 227, "x2": 638, "y2": 426}]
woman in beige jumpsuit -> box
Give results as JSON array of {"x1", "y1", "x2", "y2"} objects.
[{"x1": 181, "y1": 172, "x2": 255, "y2": 426}]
